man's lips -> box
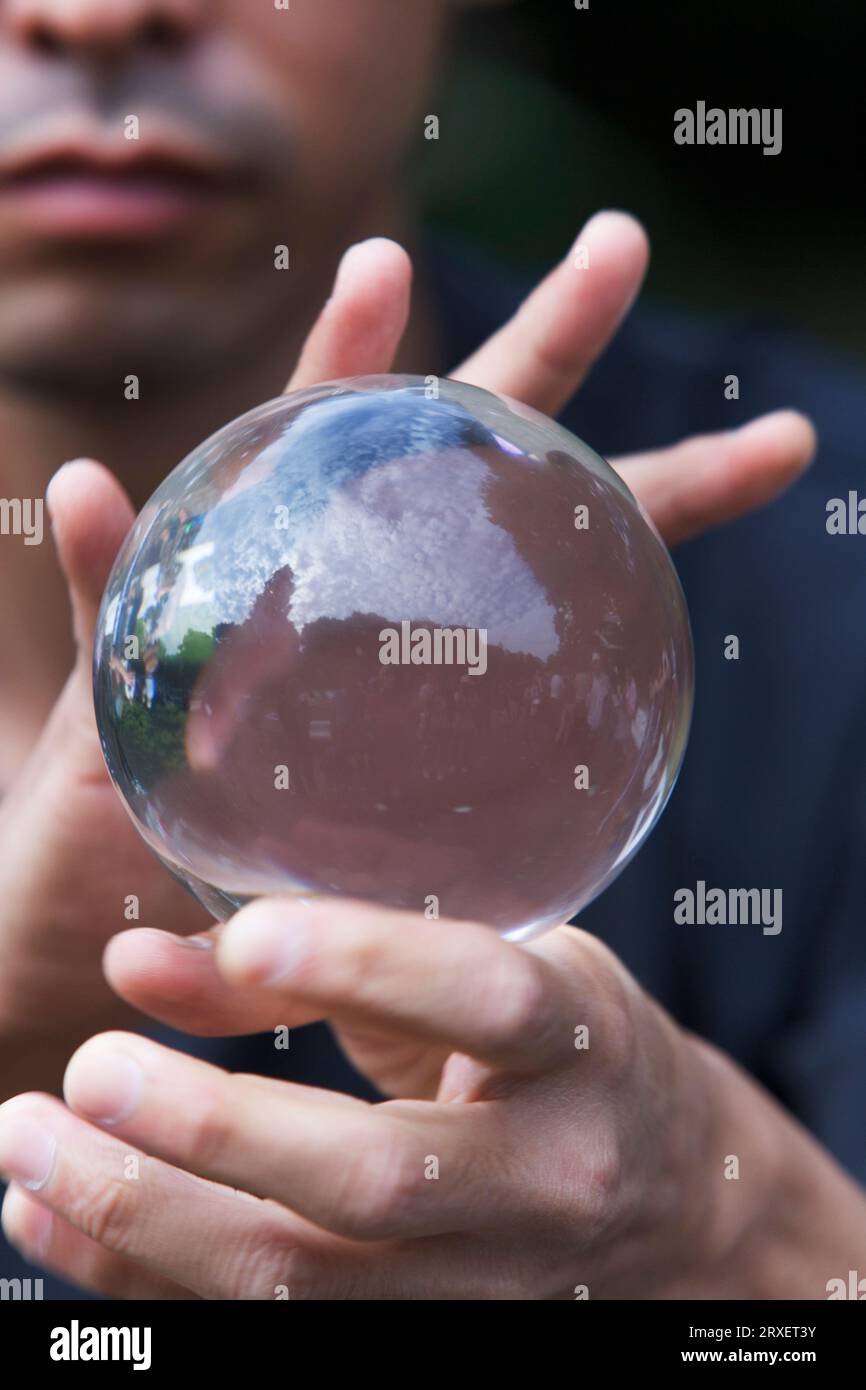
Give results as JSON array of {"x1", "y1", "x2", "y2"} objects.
[{"x1": 0, "y1": 151, "x2": 244, "y2": 237}]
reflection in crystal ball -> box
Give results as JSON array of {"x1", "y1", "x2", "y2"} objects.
[{"x1": 93, "y1": 375, "x2": 693, "y2": 940}]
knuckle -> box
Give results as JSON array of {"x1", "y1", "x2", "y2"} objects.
[
  {"x1": 596, "y1": 971, "x2": 640, "y2": 1078},
  {"x1": 493, "y1": 957, "x2": 554, "y2": 1055},
  {"x1": 294, "y1": 925, "x2": 383, "y2": 1005},
  {"x1": 575, "y1": 1128, "x2": 624, "y2": 1231},
  {"x1": 337, "y1": 930, "x2": 386, "y2": 1003},
  {"x1": 248, "y1": 1239, "x2": 362, "y2": 1302},
  {"x1": 274, "y1": 1243, "x2": 329, "y2": 1301},
  {"x1": 571, "y1": 932, "x2": 639, "y2": 1076},
  {"x1": 74, "y1": 1174, "x2": 137, "y2": 1253},
  {"x1": 185, "y1": 1084, "x2": 234, "y2": 1169},
  {"x1": 330, "y1": 1132, "x2": 425, "y2": 1240},
  {"x1": 222, "y1": 1225, "x2": 308, "y2": 1301}
]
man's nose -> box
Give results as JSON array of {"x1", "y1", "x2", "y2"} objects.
[{"x1": 3, "y1": 0, "x2": 206, "y2": 56}]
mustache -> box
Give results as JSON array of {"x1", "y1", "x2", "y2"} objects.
[{"x1": 0, "y1": 68, "x2": 291, "y2": 177}]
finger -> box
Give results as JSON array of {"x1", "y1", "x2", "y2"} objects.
[
  {"x1": 105, "y1": 906, "x2": 570, "y2": 1063},
  {"x1": 452, "y1": 211, "x2": 648, "y2": 417},
  {"x1": 15, "y1": 458, "x2": 136, "y2": 780},
  {"x1": 0, "y1": 1093, "x2": 321, "y2": 1300},
  {"x1": 286, "y1": 238, "x2": 412, "y2": 391},
  {"x1": 0, "y1": 458, "x2": 198, "y2": 1035},
  {"x1": 102, "y1": 926, "x2": 317, "y2": 1036},
  {"x1": 45, "y1": 458, "x2": 136, "y2": 677},
  {"x1": 64, "y1": 1033, "x2": 493, "y2": 1241},
  {"x1": 1, "y1": 1182, "x2": 199, "y2": 1300},
  {"x1": 5, "y1": 1166, "x2": 520, "y2": 1301},
  {"x1": 211, "y1": 898, "x2": 580, "y2": 1073},
  {"x1": 0, "y1": 1091, "x2": 543, "y2": 1298},
  {"x1": 614, "y1": 410, "x2": 817, "y2": 547},
  {"x1": 2, "y1": 1177, "x2": 494, "y2": 1300}
]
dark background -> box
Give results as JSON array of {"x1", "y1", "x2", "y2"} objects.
[{"x1": 418, "y1": 0, "x2": 865, "y2": 358}]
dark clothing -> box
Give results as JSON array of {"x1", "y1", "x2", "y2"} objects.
[{"x1": 5, "y1": 233, "x2": 866, "y2": 1297}]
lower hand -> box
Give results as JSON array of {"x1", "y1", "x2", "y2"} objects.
[{"x1": 0, "y1": 900, "x2": 725, "y2": 1299}]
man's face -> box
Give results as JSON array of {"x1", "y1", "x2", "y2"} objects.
[{"x1": 0, "y1": 0, "x2": 444, "y2": 390}]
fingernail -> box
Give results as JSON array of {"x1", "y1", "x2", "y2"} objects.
[
  {"x1": 0, "y1": 1114, "x2": 57, "y2": 1191},
  {"x1": 66, "y1": 1049, "x2": 143, "y2": 1126},
  {"x1": 1, "y1": 1185, "x2": 54, "y2": 1261},
  {"x1": 334, "y1": 237, "x2": 394, "y2": 292},
  {"x1": 334, "y1": 241, "x2": 365, "y2": 291},
  {"x1": 220, "y1": 907, "x2": 310, "y2": 986},
  {"x1": 45, "y1": 458, "x2": 87, "y2": 511},
  {"x1": 176, "y1": 932, "x2": 216, "y2": 950},
  {"x1": 21, "y1": 1198, "x2": 54, "y2": 1260}
]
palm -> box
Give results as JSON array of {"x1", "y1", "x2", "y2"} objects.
[{"x1": 0, "y1": 673, "x2": 209, "y2": 1036}]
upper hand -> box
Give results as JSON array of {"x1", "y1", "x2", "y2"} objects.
[{"x1": 3, "y1": 212, "x2": 813, "y2": 1047}]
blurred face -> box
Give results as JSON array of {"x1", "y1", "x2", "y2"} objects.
[{"x1": 0, "y1": 0, "x2": 444, "y2": 390}]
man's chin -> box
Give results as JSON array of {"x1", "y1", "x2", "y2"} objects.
[{"x1": 0, "y1": 283, "x2": 254, "y2": 398}]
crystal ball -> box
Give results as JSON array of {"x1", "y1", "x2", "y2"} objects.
[{"x1": 94, "y1": 375, "x2": 693, "y2": 940}]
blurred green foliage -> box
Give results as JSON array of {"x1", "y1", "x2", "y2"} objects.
[{"x1": 116, "y1": 628, "x2": 216, "y2": 784}]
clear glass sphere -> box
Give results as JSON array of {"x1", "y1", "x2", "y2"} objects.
[{"x1": 93, "y1": 375, "x2": 693, "y2": 940}]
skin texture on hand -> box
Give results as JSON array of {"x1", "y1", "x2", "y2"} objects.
[
  {"x1": 0, "y1": 220, "x2": 814, "y2": 1042},
  {"x1": 0, "y1": 216, "x2": 826, "y2": 1297},
  {"x1": 0, "y1": 908, "x2": 732, "y2": 1298},
  {"x1": 2, "y1": 900, "x2": 865, "y2": 1299},
  {"x1": 0, "y1": 906, "x2": 711, "y2": 1295}
]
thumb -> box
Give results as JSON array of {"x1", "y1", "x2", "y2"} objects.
[
  {"x1": 45, "y1": 459, "x2": 136, "y2": 675},
  {"x1": 24, "y1": 459, "x2": 138, "y2": 782},
  {"x1": 0, "y1": 459, "x2": 139, "y2": 928}
]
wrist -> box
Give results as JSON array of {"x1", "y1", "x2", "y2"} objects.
[
  {"x1": 644, "y1": 1022, "x2": 743, "y2": 1294},
  {"x1": 666, "y1": 1031, "x2": 810, "y2": 1298},
  {"x1": 598, "y1": 1010, "x2": 740, "y2": 1297}
]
